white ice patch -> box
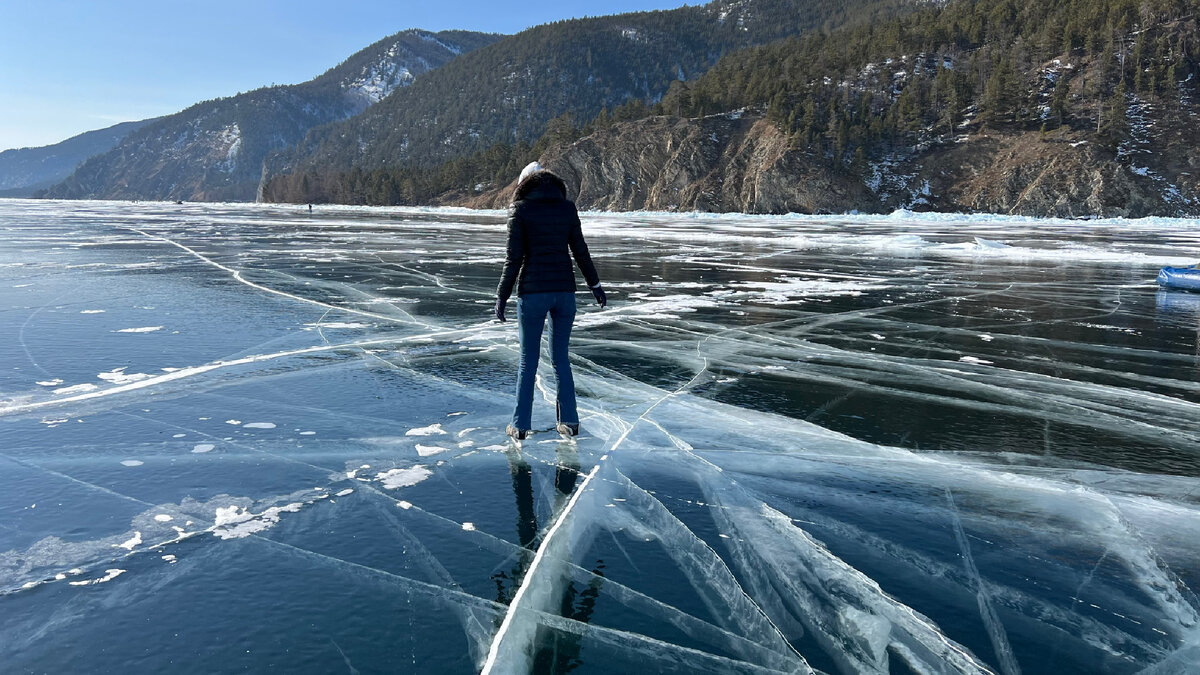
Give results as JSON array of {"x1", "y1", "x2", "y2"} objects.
[
  {"x1": 406, "y1": 423, "x2": 447, "y2": 436},
  {"x1": 716, "y1": 278, "x2": 888, "y2": 305},
  {"x1": 335, "y1": 489, "x2": 354, "y2": 497},
  {"x1": 68, "y1": 569, "x2": 125, "y2": 586},
  {"x1": 80, "y1": 309, "x2": 105, "y2": 314},
  {"x1": 462, "y1": 522, "x2": 476, "y2": 531},
  {"x1": 162, "y1": 555, "x2": 177, "y2": 563},
  {"x1": 212, "y1": 503, "x2": 302, "y2": 539},
  {"x1": 376, "y1": 466, "x2": 433, "y2": 489},
  {"x1": 191, "y1": 444, "x2": 215, "y2": 454},
  {"x1": 36, "y1": 379, "x2": 64, "y2": 386},
  {"x1": 154, "y1": 514, "x2": 173, "y2": 522},
  {"x1": 958, "y1": 356, "x2": 994, "y2": 366},
  {"x1": 98, "y1": 367, "x2": 151, "y2": 385},
  {"x1": 53, "y1": 383, "x2": 98, "y2": 395},
  {"x1": 576, "y1": 294, "x2": 720, "y2": 327},
  {"x1": 299, "y1": 431, "x2": 316, "y2": 435},
  {"x1": 416, "y1": 444, "x2": 448, "y2": 457},
  {"x1": 115, "y1": 326, "x2": 163, "y2": 333},
  {"x1": 243, "y1": 422, "x2": 276, "y2": 429},
  {"x1": 303, "y1": 322, "x2": 368, "y2": 329},
  {"x1": 225, "y1": 419, "x2": 241, "y2": 425},
  {"x1": 172, "y1": 433, "x2": 186, "y2": 438},
  {"x1": 120, "y1": 460, "x2": 144, "y2": 467},
  {"x1": 114, "y1": 531, "x2": 142, "y2": 550}
]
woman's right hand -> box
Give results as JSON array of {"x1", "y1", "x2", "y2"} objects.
[
  {"x1": 591, "y1": 285, "x2": 607, "y2": 308},
  {"x1": 494, "y1": 297, "x2": 507, "y2": 322}
]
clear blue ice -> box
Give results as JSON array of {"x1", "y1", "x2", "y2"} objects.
[{"x1": 1, "y1": 200, "x2": 1199, "y2": 673}]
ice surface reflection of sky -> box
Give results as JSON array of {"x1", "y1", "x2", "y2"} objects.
[{"x1": 1, "y1": 200, "x2": 1199, "y2": 674}]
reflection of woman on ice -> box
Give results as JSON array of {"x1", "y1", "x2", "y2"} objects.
[{"x1": 495, "y1": 162, "x2": 605, "y2": 441}]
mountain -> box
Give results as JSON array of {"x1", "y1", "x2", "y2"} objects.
[
  {"x1": 268, "y1": 0, "x2": 1200, "y2": 217},
  {"x1": 263, "y1": 0, "x2": 913, "y2": 183},
  {"x1": 42, "y1": 29, "x2": 500, "y2": 202},
  {"x1": 0, "y1": 120, "x2": 155, "y2": 197}
]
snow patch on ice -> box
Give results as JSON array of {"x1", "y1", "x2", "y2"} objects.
[
  {"x1": 376, "y1": 466, "x2": 432, "y2": 489},
  {"x1": 114, "y1": 531, "x2": 142, "y2": 551},
  {"x1": 98, "y1": 367, "x2": 151, "y2": 385},
  {"x1": 303, "y1": 322, "x2": 368, "y2": 330},
  {"x1": 115, "y1": 326, "x2": 163, "y2": 333},
  {"x1": 68, "y1": 569, "x2": 125, "y2": 586},
  {"x1": 416, "y1": 444, "x2": 448, "y2": 457},
  {"x1": 53, "y1": 383, "x2": 98, "y2": 395},
  {"x1": 212, "y1": 502, "x2": 302, "y2": 540},
  {"x1": 406, "y1": 423, "x2": 447, "y2": 436}
]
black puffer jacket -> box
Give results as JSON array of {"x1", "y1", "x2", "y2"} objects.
[{"x1": 496, "y1": 171, "x2": 600, "y2": 301}]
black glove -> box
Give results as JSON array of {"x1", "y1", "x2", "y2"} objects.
[
  {"x1": 591, "y1": 285, "x2": 607, "y2": 308},
  {"x1": 494, "y1": 297, "x2": 507, "y2": 323}
]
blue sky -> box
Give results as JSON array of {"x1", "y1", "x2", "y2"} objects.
[{"x1": 0, "y1": 0, "x2": 691, "y2": 151}]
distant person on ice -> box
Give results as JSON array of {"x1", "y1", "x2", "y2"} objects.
[{"x1": 495, "y1": 161, "x2": 605, "y2": 441}]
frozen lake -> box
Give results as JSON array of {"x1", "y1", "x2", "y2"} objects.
[{"x1": 2, "y1": 199, "x2": 1199, "y2": 674}]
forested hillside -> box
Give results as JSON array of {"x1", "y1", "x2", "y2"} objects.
[
  {"x1": 264, "y1": 0, "x2": 911, "y2": 182},
  {"x1": 0, "y1": 120, "x2": 155, "y2": 197},
  {"x1": 42, "y1": 30, "x2": 500, "y2": 202},
  {"x1": 265, "y1": 0, "x2": 1199, "y2": 216}
]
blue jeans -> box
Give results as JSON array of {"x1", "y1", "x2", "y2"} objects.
[{"x1": 512, "y1": 292, "x2": 577, "y2": 431}]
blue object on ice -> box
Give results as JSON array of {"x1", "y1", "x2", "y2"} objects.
[{"x1": 1157, "y1": 266, "x2": 1200, "y2": 291}]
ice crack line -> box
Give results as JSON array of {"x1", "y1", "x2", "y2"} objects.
[
  {"x1": 947, "y1": 488, "x2": 1020, "y2": 675},
  {"x1": 483, "y1": 337, "x2": 715, "y2": 673},
  {"x1": 124, "y1": 226, "x2": 420, "y2": 326},
  {"x1": 480, "y1": 460, "x2": 603, "y2": 674},
  {"x1": 0, "y1": 337, "x2": 392, "y2": 416}
]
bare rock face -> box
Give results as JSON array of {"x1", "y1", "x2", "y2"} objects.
[
  {"x1": 462, "y1": 113, "x2": 1197, "y2": 217},
  {"x1": 933, "y1": 133, "x2": 1164, "y2": 218},
  {"x1": 467, "y1": 114, "x2": 876, "y2": 213}
]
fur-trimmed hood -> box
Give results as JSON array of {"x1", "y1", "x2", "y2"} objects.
[{"x1": 513, "y1": 170, "x2": 568, "y2": 202}]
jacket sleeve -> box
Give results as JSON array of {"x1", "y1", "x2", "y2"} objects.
[
  {"x1": 496, "y1": 208, "x2": 525, "y2": 302},
  {"x1": 567, "y1": 207, "x2": 600, "y2": 288}
]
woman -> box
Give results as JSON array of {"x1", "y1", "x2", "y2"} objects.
[{"x1": 495, "y1": 162, "x2": 606, "y2": 440}]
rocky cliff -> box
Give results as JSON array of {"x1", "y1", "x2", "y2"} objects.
[{"x1": 461, "y1": 111, "x2": 1199, "y2": 218}]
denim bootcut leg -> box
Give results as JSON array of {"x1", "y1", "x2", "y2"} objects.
[{"x1": 512, "y1": 291, "x2": 578, "y2": 431}]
